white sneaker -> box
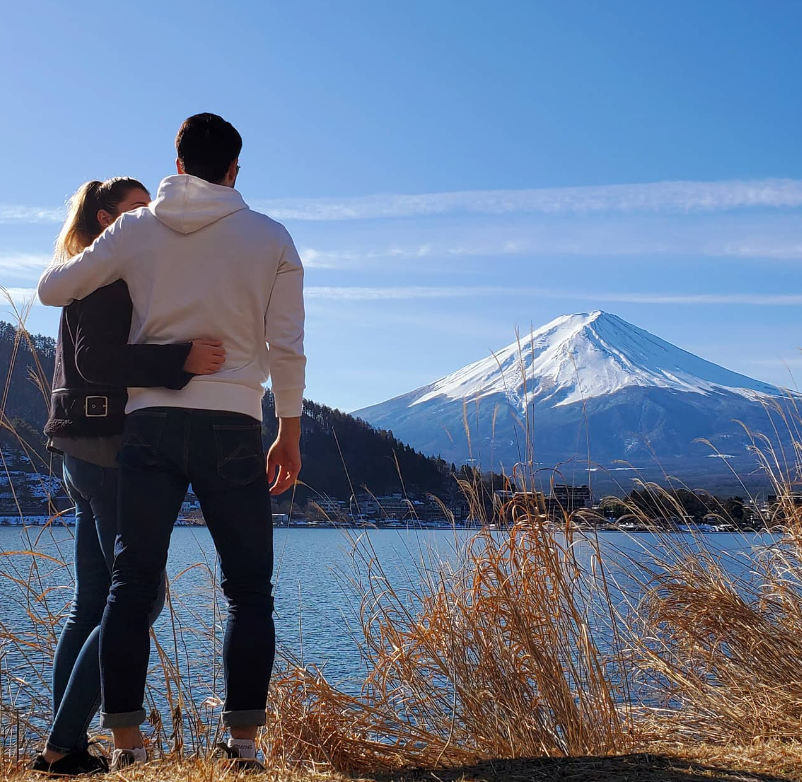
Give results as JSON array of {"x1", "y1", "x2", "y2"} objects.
[{"x1": 111, "y1": 747, "x2": 147, "y2": 771}]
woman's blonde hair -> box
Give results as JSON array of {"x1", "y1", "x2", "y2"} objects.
[{"x1": 54, "y1": 177, "x2": 148, "y2": 264}]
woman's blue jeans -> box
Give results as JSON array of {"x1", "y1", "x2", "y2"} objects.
[{"x1": 47, "y1": 454, "x2": 165, "y2": 754}]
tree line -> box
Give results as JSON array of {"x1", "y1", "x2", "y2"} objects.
[{"x1": 0, "y1": 321, "x2": 459, "y2": 501}]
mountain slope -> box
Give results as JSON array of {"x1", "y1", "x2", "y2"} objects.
[
  {"x1": 0, "y1": 321, "x2": 451, "y2": 501},
  {"x1": 354, "y1": 312, "x2": 797, "y2": 491}
]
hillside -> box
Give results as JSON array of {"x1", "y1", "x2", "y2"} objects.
[{"x1": 0, "y1": 321, "x2": 452, "y2": 501}]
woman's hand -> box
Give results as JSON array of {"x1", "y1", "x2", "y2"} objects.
[{"x1": 184, "y1": 339, "x2": 226, "y2": 374}]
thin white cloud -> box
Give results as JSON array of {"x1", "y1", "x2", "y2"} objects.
[
  {"x1": 255, "y1": 178, "x2": 802, "y2": 221},
  {"x1": 0, "y1": 252, "x2": 51, "y2": 280},
  {"x1": 9, "y1": 282, "x2": 800, "y2": 309},
  {"x1": 307, "y1": 286, "x2": 484, "y2": 301},
  {"x1": 0, "y1": 205, "x2": 64, "y2": 224},
  {"x1": 592, "y1": 291, "x2": 802, "y2": 305},
  {"x1": 1, "y1": 287, "x2": 39, "y2": 305},
  {"x1": 307, "y1": 285, "x2": 802, "y2": 306},
  {"x1": 297, "y1": 212, "x2": 802, "y2": 266},
  {"x1": 302, "y1": 236, "x2": 802, "y2": 265},
  {"x1": 714, "y1": 242, "x2": 802, "y2": 259},
  {"x1": 300, "y1": 244, "x2": 432, "y2": 268},
  {"x1": 7, "y1": 178, "x2": 802, "y2": 226}
]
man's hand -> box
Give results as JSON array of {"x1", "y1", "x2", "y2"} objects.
[
  {"x1": 184, "y1": 340, "x2": 226, "y2": 374},
  {"x1": 267, "y1": 417, "x2": 302, "y2": 495}
]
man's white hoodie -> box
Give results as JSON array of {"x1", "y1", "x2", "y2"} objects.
[{"x1": 38, "y1": 175, "x2": 305, "y2": 420}]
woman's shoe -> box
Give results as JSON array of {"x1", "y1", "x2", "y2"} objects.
[{"x1": 30, "y1": 748, "x2": 109, "y2": 776}]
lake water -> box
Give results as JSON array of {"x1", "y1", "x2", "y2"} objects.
[
  {"x1": 1, "y1": 526, "x2": 478, "y2": 706},
  {"x1": 0, "y1": 524, "x2": 780, "y2": 741}
]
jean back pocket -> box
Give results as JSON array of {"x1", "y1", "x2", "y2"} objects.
[{"x1": 213, "y1": 424, "x2": 265, "y2": 486}]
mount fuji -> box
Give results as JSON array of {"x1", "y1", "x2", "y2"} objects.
[{"x1": 354, "y1": 312, "x2": 797, "y2": 492}]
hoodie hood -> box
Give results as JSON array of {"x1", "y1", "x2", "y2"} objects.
[{"x1": 150, "y1": 175, "x2": 248, "y2": 235}]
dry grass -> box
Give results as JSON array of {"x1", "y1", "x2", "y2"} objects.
[
  {"x1": 2, "y1": 743, "x2": 802, "y2": 782},
  {"x1": 261, "y1": 518, "x2": 629, "y2": 772},
  {"x1": 3, "y1": 758, "x2": 357, "y2": 781},
  {"x1": 619, "y1": 456, "x2": 802, "y2": 742}
]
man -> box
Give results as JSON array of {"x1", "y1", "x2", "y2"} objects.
[{"x1": 38, "y1": 113, "x2": 305, "y2": 771}]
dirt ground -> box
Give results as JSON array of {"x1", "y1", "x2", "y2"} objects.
[{"x1": 4, "y1": 743, "x2": 799, "y2": 781}]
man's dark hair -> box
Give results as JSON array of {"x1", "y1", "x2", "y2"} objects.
[{"x1": 175, "y1": 113, "x2": 243, "y2": 184}]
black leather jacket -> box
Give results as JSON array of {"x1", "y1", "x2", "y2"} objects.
[{"x1": 45, "y1": 280, "x2": 193, "y2": 439}]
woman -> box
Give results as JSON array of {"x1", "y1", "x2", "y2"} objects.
[{"x1": 32, "y1": 178, "x2": 225, "y2": 775}]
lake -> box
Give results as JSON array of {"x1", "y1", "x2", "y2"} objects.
[{"x1": 0, "y1": 524, "x2": 779, "y2": 741}]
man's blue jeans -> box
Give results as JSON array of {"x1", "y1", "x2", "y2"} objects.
[
  {"x1": 99, "y1": 408, "x2": 274, "y2": 729},
  {"x1": 48, "y1": 455, "x2": 165, "y2": 754}
]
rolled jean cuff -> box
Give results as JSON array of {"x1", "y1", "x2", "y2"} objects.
[
  {"x1": 46, "y1": 737, "x2": 87, "y2": 755},
  {"x1": 222, "y1": 709, "x2": 267, "y2": 728},
  {"x1": 99, "y1": 708, "x2": 147, "y2": 728}
]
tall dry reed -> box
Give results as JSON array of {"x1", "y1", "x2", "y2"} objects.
[
  {"x1": 624, "y1": 485, "x2": 802, "y2": 742},
  {"x1": 262, "y1": 509, "x2": 631, "y2": 772}
]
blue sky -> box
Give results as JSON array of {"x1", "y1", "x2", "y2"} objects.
[{"x1": 1, "y1": 0, "x2": 800, "y2": 412}]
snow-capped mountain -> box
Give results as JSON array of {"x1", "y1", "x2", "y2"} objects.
[
  {"x1": 354, "y1": 312, "x2": 795, "y2": 491},
  {"x1": 409, "y1": 312, "x2": 782, "y2": 411}
]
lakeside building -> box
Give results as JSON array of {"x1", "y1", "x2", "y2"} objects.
[
  {"x1": 494, "y1": 490, "x2": 547, "y2": 523},
  {"x1": 348, "y1": 492, "x2": 457, "y2": 524},
  {"x1": 768, "y1": 492, "x2": 802, "y2": 507},
  {"x1": 410, "y1": 497, "x2": 449, "y2": 521},
  {"x1": 494, "y1": 485, "x2": 593, "y2": 523},
  {"x1": 767, "y1": 492, "x2": 802, "y2": 524},
  {"x1": 549, "y1": 484, "x2": 592, "y2": 514},
  {"x1": 315, "y1": 496, "x2": 346, "y2": 515},
  {"x1": 356, "y1": 493, "x2": 412, "y2": 521}
]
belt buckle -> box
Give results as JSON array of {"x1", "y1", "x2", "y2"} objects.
[{"x1": 85, "y1": 395, "x2": 109, "y2": 418}]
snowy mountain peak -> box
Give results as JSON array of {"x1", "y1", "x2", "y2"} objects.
[
  {"x1": 354, "y1": 312, "x2": 795, "y2": 486},
  {"x1": 408, "y1": 312, "x2": 786, "y2": 411}
]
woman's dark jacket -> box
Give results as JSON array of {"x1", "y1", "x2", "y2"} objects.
[{"x1": 45, "y1": 280, "x2": 193, "y2": 438}]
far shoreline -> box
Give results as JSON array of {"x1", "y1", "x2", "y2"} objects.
[{"x1": 0, "y1": 516, "x2": 774, "y2": 534}]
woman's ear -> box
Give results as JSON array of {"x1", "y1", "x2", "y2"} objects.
[{"x1": 97, "y1": 209, "x2": 114, "y2": 229}]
